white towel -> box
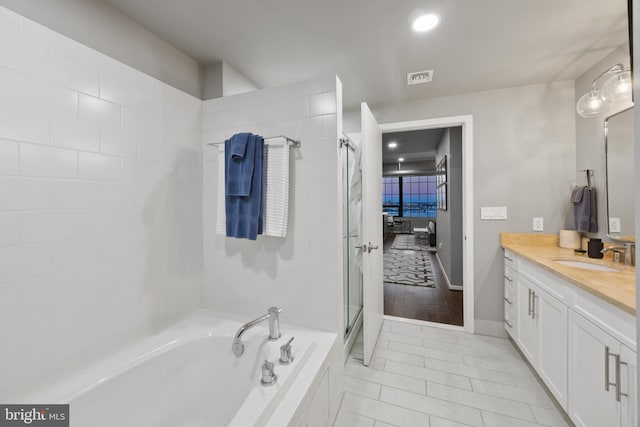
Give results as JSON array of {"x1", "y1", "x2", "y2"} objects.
[
  {"x1": 216, "y1": 138, "x2": 290, "y2": 237},
  {"x1": 216, "y1": 146, "x2": 226, "y2": 235},
  {"x1": 263, "y1": 138, "x2": 290, "y2": 237}
]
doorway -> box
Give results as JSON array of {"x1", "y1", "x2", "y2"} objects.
[{"x1": 379, "y1": 116, "x2": 474, "y2": 333}]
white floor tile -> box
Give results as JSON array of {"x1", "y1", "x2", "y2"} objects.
[
  {"x1": 380, "y1": 386, "x2": 484, "y2": 427},
  {"x1": 390, "y1": 323, "x2": 424, "y2": 337},
  {"x1": 334, "y1": 409, "x2": 375, "y2": 427},
  {"x1": 336, "y1": 321, "x2": 569, "y2": 427},
  {"x1": 373, "y1": 347, "x2": 424, "y2": 367},
  {"x1": 528, "y1": 405, "x2": 571, "y2": 427},
  {"x1": 427, "y1": 382, "x2": 536, "y2": 422},
  {"x1": 345, "y1": 363, "x2": 426, "y2": 395},
  {"x1": 469, "y1": 378, "x2": 555, "y2": 408},
  {"x1": 430, "y1": 417, "x2": 474, "y2": 427},
  {"x1": 387, "y1": 340, "x2": 464, "y2": 364},
  {"x1": 385, "y1": 360, "x2": 473, "y2": 391},
  {"x1": 380, "y1": 331, "x2": 424, "y2": 346},
  {"x1": 462, "y1": 353, "x2": 533, "y2": 376},
  {"x1": 343, "y1": 375, "x2": 381, "y2": 400},
  {"x1": 481, "y1": 411, "x2": 546, "y2": 427},
  {"x1": 423, "y1": 356, "x2": 517, "y2": 386},
  {"x1": 341, "y1": 392, "x2": 430, "y2": 427}
]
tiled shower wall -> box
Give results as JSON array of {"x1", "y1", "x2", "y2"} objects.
[
  {"x1": 202, "y1": 77, "x2": 344, "y2": 333},
  {"x1": 0, "y1": 6, "x2": 203, "y2": 400}
]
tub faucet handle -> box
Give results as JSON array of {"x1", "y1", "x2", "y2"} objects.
[
  {"x1": 279, "y1": 337, "x2": 295, "y2": 365},
  {"x1": 261, "y1": 359, "x2": 277, "y2": 386}
]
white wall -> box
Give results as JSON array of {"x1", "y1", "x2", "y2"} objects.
[
  {"x1": 202, "y1": 77, "x2": 344, "y2": 333},
  {"x1": 0, "y1": 6, "x2": 203, "y2": 400},
  {"x1": 435, "y1": 127, "x2": 463, "y2": 288},
  {"x1": 0, "y1": 0, "x2": 203, "y2": 98},
  {"x1": 222, "y1": 62, "x2": 259, "y2": 97},
  {"x1": 345, "y1": 81, "x2": 576, "y2": 334},
  {"x1": 574, "y1": 42, "x2": 632, "y2": 240}
]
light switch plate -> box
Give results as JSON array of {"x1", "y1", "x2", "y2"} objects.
[
  {"x1": 481, "y1": 207, "x2": 508, "y2": 220},
  {"x1": 609, "y1": 218, "x2": 621, "y2": 233},
  {"x1": 533, "y1": 217, "x2": 544, "y2": 232}
]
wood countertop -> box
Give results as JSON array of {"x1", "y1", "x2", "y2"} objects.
[{"x1": 501, "y1": 233, "x2": 636, "y2": 314}]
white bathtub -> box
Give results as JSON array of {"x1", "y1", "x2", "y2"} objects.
[{"x1": 28, "y1": 310, "x2": 336, "y2": 427}]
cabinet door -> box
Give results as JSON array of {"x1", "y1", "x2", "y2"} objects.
[
  {"x1": 536, "y1": 287, "x2": 568, "y2": 410},
  {"x1": 516, "y1": 275, "x2": 537, "y2": 365},
  {"x1": 620, "y1": 345, "x2": 637, "y2": 427},
  {"x1": 568, "y1": 311, "x2": 621, "y2": 427}
]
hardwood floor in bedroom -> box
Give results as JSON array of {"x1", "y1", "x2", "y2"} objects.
[{"x1": 383, "y1": 234, "x2": 464, "y2": 326}]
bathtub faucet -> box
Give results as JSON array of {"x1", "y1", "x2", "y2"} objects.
[{"x1": 232, "y1": 307, "x2": 282, "y2": 357}]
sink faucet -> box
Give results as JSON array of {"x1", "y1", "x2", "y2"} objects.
[
  {"x1": 601, "y1": 243, "x2": 635, "y2": 266},
  {"x1": 232, "y1": 307, "x2": 282, "y2": 357}
]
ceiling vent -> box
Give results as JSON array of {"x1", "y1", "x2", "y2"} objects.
[{"x1": 407, "y1": 69, "x2": 434, "y2": 85}]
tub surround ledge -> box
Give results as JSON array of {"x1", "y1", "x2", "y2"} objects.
[{"x1": 501, "y1": 232, "x2": 636, "y2": 314}]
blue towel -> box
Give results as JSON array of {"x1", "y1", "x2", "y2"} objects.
[
  {"x1": 226, "y1": 133, "x2": 253, "y2": 196},
  {"x1": 225, "y1": 133, "x2": 264, "y2": 240}
]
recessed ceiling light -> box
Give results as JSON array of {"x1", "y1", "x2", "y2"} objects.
[
  {"x1": 412, "y1": 13, "x2": 439, "y2": 32},
  {"x1": 398, "y1": 158, "x2": 405, "y2": 162},
  {"x1": 388, "y1": 142, "x2": 398, "y2": 148}
]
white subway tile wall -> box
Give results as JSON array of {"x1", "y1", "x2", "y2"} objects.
[
  {"x1": 202, "y1": 76, "x2": 342, "y2": 333},
  {"x1": 0, "y1": 6, "x2": 203, "y2": 401}
]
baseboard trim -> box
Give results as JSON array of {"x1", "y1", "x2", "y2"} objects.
[
  {"x1": 433, "y1": 252, "x2": 464, "y2": 291},
  {"x1": 474, "y1": 319, "x2": 508, "y2": 338}
]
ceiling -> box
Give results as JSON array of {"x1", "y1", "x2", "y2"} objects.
[
  {"x1": 102, "y1": 0, "x2": 629, "y2": 109},
  {"x1": 382, "y1": 129, "x2": 444, "y2": 163}
]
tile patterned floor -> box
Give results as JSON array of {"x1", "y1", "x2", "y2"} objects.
[{"x1": 334, "y1": 319, "x2": 573, "y2": 427}]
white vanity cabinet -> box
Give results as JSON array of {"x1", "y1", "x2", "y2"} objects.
[
  {"x1": 515, "y1": 272, "x2": 568, "y2": 409},
  {"x1": 569, "y1": 311, "x2": 637, "y2": 427},
  {"x1": 504, "y1": 250, "x2": 636, "y2": 426}
]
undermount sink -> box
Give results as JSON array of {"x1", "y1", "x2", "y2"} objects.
[{"x1": 553, "y1": 259, "x2": 619, "y2": 272}]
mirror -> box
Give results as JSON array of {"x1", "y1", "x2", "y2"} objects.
[{"x1": 605, "y1": 107, "x2": 634, "y2": 242}]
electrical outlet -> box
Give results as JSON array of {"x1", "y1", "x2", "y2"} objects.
[
  {"x1": 609, "y1": 218, "x2": 621, "y2": 233},
  {"x1": 533, "y1": 217, "x2": 544, "y2": 232}
]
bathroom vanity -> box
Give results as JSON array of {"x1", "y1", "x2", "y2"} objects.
[{"x1": 501, "y1": 232, "x2": 636, "y2": 427}]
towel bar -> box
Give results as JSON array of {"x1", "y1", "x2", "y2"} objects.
[{"x1": 207, "y1": 135, "x2": 301, "y2": 148}]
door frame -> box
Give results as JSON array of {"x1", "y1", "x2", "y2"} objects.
[{"x1": 379, "y1": 115, "x2": 475, "y2": 334}]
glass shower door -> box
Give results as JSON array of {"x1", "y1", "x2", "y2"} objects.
[{"x1": 343, "y1": 141, "x2": 363, "y2": 335}]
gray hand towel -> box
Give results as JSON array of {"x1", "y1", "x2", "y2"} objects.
[{"x1": 572, "y1": 186, "x2": 597, "y2": 232}]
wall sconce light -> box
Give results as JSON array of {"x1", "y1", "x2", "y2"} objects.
[{"x1": 576, "y1": 63, "x2": 632, "y2": 118}]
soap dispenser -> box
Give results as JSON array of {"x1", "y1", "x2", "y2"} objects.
[{"x1": 587, "y1": 238, "x2": 604, "y2": 259}]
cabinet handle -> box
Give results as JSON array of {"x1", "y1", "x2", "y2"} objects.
[
  {"x1": 531, "y1": 292, "x2": 537, "y2": 319},
  {"x1": 505, "y1": 256, "x2": 514, "y2": 261},
  {"x1": 528, "y1": 289, "x2": 532, "y2": 316},
  {"x1": 503, "y1": 296, "x2": 513, "y2": 305},
  {"x1": 504, "y1": 318, "x2": 513, "y2": 328},
  {"x1": 503, "y1": 275, "x2": 512, "y2": 282},
  {"x1": 605, "y1": 346, "x2": 617, "y2": 392},
  {"x1": 616, "y1": 356, "x2": 629, "y2": 402}
]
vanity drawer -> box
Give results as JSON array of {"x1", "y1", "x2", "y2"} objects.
[
  {"x1": 504, "y1": 249, "x2": 515, "y2": 269},
  {"x1": 504, "y1": 267, "x2": 515, "y2": 294},
  {"x1": 504, "y1": 301, "x2": 516, "y2": 338},
  {"x1": 504, "y1": 281, "x2": 515, "y2": 306}
]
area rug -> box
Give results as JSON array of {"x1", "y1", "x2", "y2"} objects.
[
  {"x1": 391, "y1": 234, "x2": 433, "y2": 251},
  {"x1": 384, "y1": 251, "x2": 436, "y2": 287}
]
